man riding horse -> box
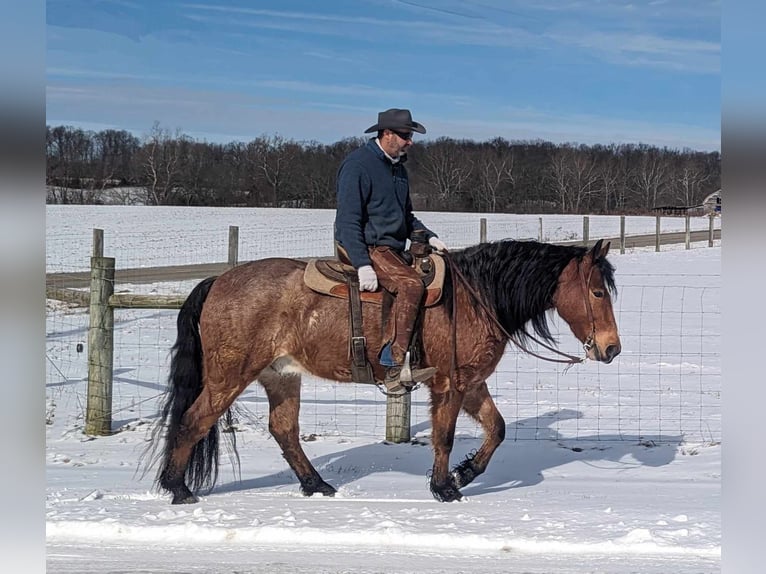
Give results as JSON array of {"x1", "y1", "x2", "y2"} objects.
[{"x1": 334, "y1": 108, "x2": 448, "y2": 390}]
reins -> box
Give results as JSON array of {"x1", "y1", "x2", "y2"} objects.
[{"x1": 443, "y1": 252, "x2": 593, "y2": 377}]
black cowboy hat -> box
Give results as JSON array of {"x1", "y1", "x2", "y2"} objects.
[{"x1": 364, "y1": 108, "x2": 426, "y2": 134}]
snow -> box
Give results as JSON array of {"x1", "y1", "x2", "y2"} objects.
[{"x1": 46, "y1": 206, "x2": 721, "y2": 573}]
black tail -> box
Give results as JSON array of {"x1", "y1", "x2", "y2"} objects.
[{"x1": 153, "y1": 276, "x2": 229, "y2": 494}]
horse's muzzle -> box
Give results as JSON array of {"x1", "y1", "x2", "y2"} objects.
[
  {"x1": 600, "y1": 343, "x2": 621, "y2": 364},
  {"x1": 587, "y1": 342, "x2": 621, "y2": 364}
]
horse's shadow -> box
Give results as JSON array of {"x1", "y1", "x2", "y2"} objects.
[{"x1": 213, "y1": 408, "x2": 681, "y2": 498}]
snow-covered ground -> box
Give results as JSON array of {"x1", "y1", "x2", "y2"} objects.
[
  {"x1": 45, "y1": 205, "x2": 720, "y2": 272},
  {"x1": 46, "y1": 206, "x2": 721, "y2": 573}
]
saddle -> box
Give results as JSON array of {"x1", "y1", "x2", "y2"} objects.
[
  {"x1": 304, "y1": 250, "x2": 446, "y2": 307},
  {"x1": 303, "y1": 244, "x2": 446, "y2": 391}
]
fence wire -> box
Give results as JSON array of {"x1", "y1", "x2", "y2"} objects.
[{"x1": 45, "y1": 215, "x2": 721, "y2": 445}]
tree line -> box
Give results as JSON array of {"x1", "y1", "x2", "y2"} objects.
[{"x1": 46, "y1": 122, "x2": 720, "y2": 214}]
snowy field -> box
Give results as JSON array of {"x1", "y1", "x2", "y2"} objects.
[
  {"x1": 45, "y1": 205, "x2": 720, "y2": 272},
  {"x1": 46, "y1": 206, "x2": 721, "y2": 573}
]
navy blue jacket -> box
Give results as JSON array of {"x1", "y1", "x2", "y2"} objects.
[{"x1": 334, "y1": 138, "x2": 436, "y2": 269}]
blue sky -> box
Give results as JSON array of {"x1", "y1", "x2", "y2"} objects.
[{"x1": 46, "y1": 0, "x2": 720, "y2": 151}]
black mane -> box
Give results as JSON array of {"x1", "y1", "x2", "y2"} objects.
[{"x1": 447, "y1": 239, "x2": 616, "y2": 345}]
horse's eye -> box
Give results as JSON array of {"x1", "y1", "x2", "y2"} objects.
[{"x1": 592, "y1": 290, "x2": 604, "y2": 299}]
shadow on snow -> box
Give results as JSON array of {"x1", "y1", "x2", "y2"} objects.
[{"x1": 211, "y1": 409, "x2": 680, "y2": 499}]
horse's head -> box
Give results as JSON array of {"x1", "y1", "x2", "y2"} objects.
[{"x1": 553, "y1": 239, "x2": 621, "y2": 364}]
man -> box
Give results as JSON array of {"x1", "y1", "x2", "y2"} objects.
[{"x1": 334, "y1": 108, "x2": 448, "y2": 387}]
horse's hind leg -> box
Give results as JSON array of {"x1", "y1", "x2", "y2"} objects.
[
  {"x1": 451, "y1": 381, "x2": 506, "y2": 489},
  {"x1": 259, "y1": 367, "x2": 336, "y2": 497},
  {"x1": 161, "y1": 384, "x2": 242, "y2": 504}
]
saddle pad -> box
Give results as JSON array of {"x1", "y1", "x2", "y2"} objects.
[{"x1": 303, "y1": 255, "x2": 445, "y2": 307}]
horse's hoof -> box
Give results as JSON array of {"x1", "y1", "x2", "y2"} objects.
[
  {"x1": 300, "y1": 478, "x2": 336, "y2": 497},
  {"x1": 430, "y1": 480, "x2": 463, "y2": 502},
  {"x1": 451, "y1": 459, "x2": 479, "y2": 489},
  {"x1": 171, "y1": 492, "x2": 199, "y2": 504},
  {"x1": 168, "y1": 484, "x2": 199, "y2": 504},
  {"x1": 319, "y1": 484, "x2": 337, "y2": 497}
]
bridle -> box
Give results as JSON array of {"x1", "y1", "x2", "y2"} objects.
[
  {"x1": 578, "y1": 262, "x2": 597, "y2": 357},
  {"x1": 444, "y1": 253, "x2": 599, "y2": 383}
]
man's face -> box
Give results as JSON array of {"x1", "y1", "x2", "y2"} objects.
[{"x1": 382, "y1": 129, "x2": 413, "y2": 157}]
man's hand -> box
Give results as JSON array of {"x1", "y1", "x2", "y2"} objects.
[
  {"x1": 357, "y1": 265, "x2": 378, "y2": 291},
  {"x1": 428, "y1": 237, "x2": 448, "y2": 252}
]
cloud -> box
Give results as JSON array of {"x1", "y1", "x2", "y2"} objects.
[
  {"x1": 549, "y1": 30, "x2": 720, "y2": 74},
  {"x1": 179, "y1": 3, "x2": 545, "y2": 49},
  {"x1": 179, "y1": 2, "x2": 717, "y2": 72}
]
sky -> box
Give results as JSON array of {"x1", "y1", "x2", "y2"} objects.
[
  {"x1": 46, "y1": 207, "x2": 720, "y2": 572},
  {"x1": 45, "y1": 0, "x2": 721, "y2": 151}
]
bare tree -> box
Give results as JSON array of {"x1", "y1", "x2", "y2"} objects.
[
  {"x1": 631, "y1": 146, "x2": 670, "y2": 209},
  {"x1": 295, "y1": 142, "x2": 336, "y2": 208},
  {"x1": 45, "y1": 124, "x2": 720, "y2": 212},
  {"x1": 245, "y1": 135, "x2": 300, "y2": 206},
  {"x1": 610, "y1": 145, "x2": 635, "y2": 212},
  {"x1": 419, "y1": 138, "x2": 473, "y2": 209},
  {"x1": 673, "y1": 157, "x2": 712, "y2": 206},
  {"x1": 548, "y1": 145, "x2": 599, "y2": 213},
  {"x1": 474, "y1": 138, "x2": 515, "y2": 213},
  {"x1": 140, "y1": 122, "x2": 183, "y2": 205},
  {"x1": 46, "y1": 125, "x2": 94, "y2": 203}
]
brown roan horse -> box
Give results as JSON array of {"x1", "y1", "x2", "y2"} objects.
[{"x1": 149, "y1": 238, "x2": 621, "y2": 504}]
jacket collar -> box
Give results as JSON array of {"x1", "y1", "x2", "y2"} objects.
[{"x1": 367, "y1": 137, "x2": 408, "y2": 165}]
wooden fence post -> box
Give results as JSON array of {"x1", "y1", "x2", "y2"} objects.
[
  {"x1": 620, "y1": 215, "x2": 626, "y2": 254},
  {"x1": 655, "y1": 215, "x2": 661, "y2": 252},
  {"x1": 86, "y1": 256, "x2": 115, "y2": 436},
  {"x1": 708, "y1": 213, "x2": 715, "y2": 247},
  {"x1": 479, "y1": 218, "x2": 487, "y2": 243},
  {"x1": 228, "y1": 225, "x2": 239, "y2": 267},
  {"x1": 92, "y1": 228, "x2": 104, "y2": 258},
  {"x1": 386, "y1": 393, "x2": 411, "y2": 443},
  {"x1": 685, "y1": 214, "x2": 691, "y2": 249},
  {"x1": 539, "y1": 217, "x2": 543, "y2": 242},
  {"x1": 583, "y1": 216, "x2": 589, "y2": 247}
]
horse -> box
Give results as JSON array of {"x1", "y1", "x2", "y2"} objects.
[{"x1": 149, "y1": 238, "x2": 621, "y2": 504}]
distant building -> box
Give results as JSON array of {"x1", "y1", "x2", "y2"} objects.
[
  {"x1": 703, "y1": 189, "x2": 721, "y2": 215},
  {"x1": 651, "y1": 205, "x2": 705, "y2": 217},
  {"x1": 651, "y1": 189, "x2": 721, "y2": 217}
]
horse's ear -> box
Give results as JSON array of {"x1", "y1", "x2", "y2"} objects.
[
  {"x1": 589, "y1": 239, "x2": 603, "y2": 260},
  {"x1": 589, "y1": 239, "x2": 610, "y2": 261}
]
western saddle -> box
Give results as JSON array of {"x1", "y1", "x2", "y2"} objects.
[{"x1": 303, "y1": 241, "x2": 446, "y2": 394}]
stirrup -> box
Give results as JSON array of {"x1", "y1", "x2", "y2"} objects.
[
  {"x1": 400, "y1": 351, "x2": 436, "y2": 383},
  {"x1": 382, "y1": 351, "x2": 437, "y2": 396}
]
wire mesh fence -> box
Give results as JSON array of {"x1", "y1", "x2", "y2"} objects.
[{"x1": 45, "y1": 210, "x2": 721, "y2": 445}]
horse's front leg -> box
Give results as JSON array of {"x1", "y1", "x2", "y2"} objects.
[
  {"x1": 451, "y1": 381, "x2": 506, "y2": 489},
  {"x1": 428, "y1": 378, "x2": 465, "y2": 502}
]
